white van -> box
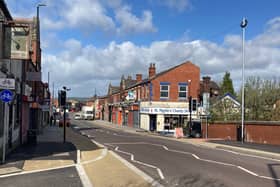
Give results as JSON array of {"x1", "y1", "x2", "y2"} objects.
[{"x1": 81, "y1": 106, "x2": 94, "y2": 120}]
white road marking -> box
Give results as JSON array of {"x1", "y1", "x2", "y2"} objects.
[
  {"x1": 77, "y1": 150, "x2": 81, "y2": 164},
  {"x1": 76, "y1": 164, "x2": 93, "y2": 187},
  {"x1": 0, "y1": 164, "x2": 75, "y2": 178},
  {"x1": 110, "y1": 151, "x2": 164, "y2": 187},
  {"x1": 238, "y1": 166, "x2": 259, "y2": 176},
  {"x1": 192, "y1": 154, "x2": 200, "y2": 159},
  {"x1": 217, "y1": 148, "x2": 280, "y2": 162},
  {"x1": 113, "y1": 145, "x2": 165, "y2": 180}
]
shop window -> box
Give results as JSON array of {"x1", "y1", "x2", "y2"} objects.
[
  {"x1": 160, "y1": 82, "x2": 169, "y2": 99},
  {"x1": 164, "y1": 115, "x2": 187, "y2": 130}
]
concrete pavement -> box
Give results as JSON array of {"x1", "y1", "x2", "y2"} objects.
[{"x1": 0, "y1": 125, "x2": 154, "y2": 187}]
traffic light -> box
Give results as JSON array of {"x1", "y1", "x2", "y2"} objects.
[
  {"x1": 60, "y1": 90, "x2": 66, "y2": 106},
  {"x1": 192, "y1": 99, "x2": 197, "y2": 111}
]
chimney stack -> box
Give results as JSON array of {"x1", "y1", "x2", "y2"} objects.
[
  {"x1": 149, "y1": 63, "x2": 156, "y2": 78},
  {"x1": 136, "y1": 74, "x2": 142, "y2": 83},
  {"x1": 202, "y1": 76, "x2": 211, "y2": 93}
]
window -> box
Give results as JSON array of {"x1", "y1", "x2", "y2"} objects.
[
  {"x1": 178, "y1": 83, "x2": 188, "y2": 99},
  {"x1": 160, "y1": 82, "x2": 170, "y2": 99}
]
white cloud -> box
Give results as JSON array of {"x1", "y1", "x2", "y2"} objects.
[
  {"x1": 154, "y1": 0, "x2": 192, "y2": 12},
  {"x1": 39, "y1": 0, "x2": 156, "y2": 36},
  {"x1": 115, "y1": 6, "x2": 157, "y2": 34},
  {"x1": 42, "y1": 16, "x2": 280, "y2": 97},
  {"x1": 62, "y1": 0, "x2": 115, "y2": 32}
]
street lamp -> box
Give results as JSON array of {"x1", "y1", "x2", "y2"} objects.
[
  {"x1": 62, "y1": 86, "x2": 70, "y2": 143},
  {"x1": 240, "y1": 18, "x2": 248, "y2": 143},
  {"x1": 36, "y1": 3, "x2": 46, "y2": 70},
  {"x1": 188, "y1": 79, "x2": 192, "y2": 137}
]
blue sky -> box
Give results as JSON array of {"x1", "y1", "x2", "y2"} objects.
[{"x1": 5, "y1": 0, "x2": 280, "y2": 97}]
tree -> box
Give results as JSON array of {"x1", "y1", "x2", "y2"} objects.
[
  {"x1": 238, "y1": 76, "x2": 280, "y2": 121},
  {"x1": 220, "y1": 71, "x2": 235, "y2": 96}
]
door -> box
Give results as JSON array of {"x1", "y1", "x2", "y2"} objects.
[{"x1": 149, "y1": 115, "x2": 157, "y2": 131}]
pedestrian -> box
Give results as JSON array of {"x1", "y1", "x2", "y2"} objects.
[
  {"x1": 53, "y1": 113, "x2": 57, "y2": 126},
  {"x1": 50, "y1": 115, "x2": 53, "y2": 126}
]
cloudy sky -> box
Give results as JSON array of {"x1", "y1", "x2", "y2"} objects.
[{"x1": 5, "y1": 0, "x2": 280, "y2": 97}]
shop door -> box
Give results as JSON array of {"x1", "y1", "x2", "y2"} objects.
[{"x1": 149, "y1": 115, "x2": 157, "y2": 131}]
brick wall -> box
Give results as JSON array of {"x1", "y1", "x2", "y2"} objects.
[
  {"x1": 151, "y1": 62, "x2": 200, "y2": 101},
  {"x1": 202, "y1": 123, "x2": 237, "y2": 140},
  {"x1": 201, "y1": 121, "x2": 280, "y2": 145}
]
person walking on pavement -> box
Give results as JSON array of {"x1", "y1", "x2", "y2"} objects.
[{"x1": 50, "y1": 115, "x2": 53, "y2": 126}]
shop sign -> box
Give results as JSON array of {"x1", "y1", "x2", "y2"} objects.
[
  {"x1": 140, "y1": 107, "x2": 189, "y2": 114},
  {"x1": 0, "y1": 78, "x2": 15, "y2": 90},
  {"x1": 126, "y1": 90, "x2": 136, "y2": 101}
]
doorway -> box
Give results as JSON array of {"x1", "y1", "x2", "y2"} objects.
[{"x1": 149, "y1": 114, "x2": 157, "y2": 131}]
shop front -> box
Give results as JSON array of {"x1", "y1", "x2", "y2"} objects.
[{"x1": 140, "y1": 101, "x2": 197, "y2": 132}]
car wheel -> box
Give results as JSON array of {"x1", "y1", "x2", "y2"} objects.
[{"x1": 194, "y1": 133, "x2": 201, "y2": 138}]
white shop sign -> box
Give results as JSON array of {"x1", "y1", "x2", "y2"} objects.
[
  {"x1": 140, "y1": 107, "x2": 189, "y2": 115},
  {"x1": 0, "y1": 78, "x2": 15, "y2": 90}
]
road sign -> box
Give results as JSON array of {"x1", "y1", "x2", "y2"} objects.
[{"x1": 0, "y1": 89, "x2": 14, "y2": 103}]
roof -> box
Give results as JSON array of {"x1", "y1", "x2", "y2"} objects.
[
  {"x1": 150, "y1": 61, "x2": 199, "y2": 81},
  {"x1": 216, "y1": 92, "x2": 240, "y2": 106},
  {"x1": 0, "y1": 0, "x2": 12, "y2": 20},
  {"x1": 107, "y1": 61, "x2": 199, "y2": 94}
]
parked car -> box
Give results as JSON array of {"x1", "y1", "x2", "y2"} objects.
[
  {"x1": 189, "y1": 121, "x2": 202, "y2": 138},
  {"x1": 59, "y1": 113, "x2": 71, "y2": 127},
  {"x1": 74, "y1": 113, "x2": 82, "y2": 120}
]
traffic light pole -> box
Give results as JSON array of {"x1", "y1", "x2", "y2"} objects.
[{"x1": 63, "y1": 106, "x2": 66, "y2": 143}]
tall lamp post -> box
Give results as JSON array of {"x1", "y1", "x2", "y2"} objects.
[
  {"x1": 188, "y1": 80, "x2": 192, "y2": 137},
  {"x1": 36, "y1": 3, "x2": 46, "y2": 70},
  {"x1": 62, "y1": 86, "x2": 70, "y2": 143},
  {"x1": 240, "y1": 18, "x2": 248, "y2": 143}
]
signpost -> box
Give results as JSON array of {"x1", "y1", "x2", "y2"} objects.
[{"x1": 0, "y1": 89, "x2": 14, "y2": 164}]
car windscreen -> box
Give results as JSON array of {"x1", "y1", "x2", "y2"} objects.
[{"x1": 86, "y1": 111, "x2": 93, "y2": 114}]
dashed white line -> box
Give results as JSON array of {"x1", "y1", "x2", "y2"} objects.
[
  {"x1": 114, "y1": 145, "x2": 165, "y2": 180},
  {"x1": 238, "y1": 166, "x2": 259, "y2": 177},
  {"x1": 105, "y1": 142, "x2": 280, "y2": 181}
]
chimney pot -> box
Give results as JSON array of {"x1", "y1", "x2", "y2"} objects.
[{"x1": 149, "y1": 63, "x2": 156, "y2": 78}]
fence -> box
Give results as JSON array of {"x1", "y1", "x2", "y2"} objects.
[{"x1": 201, "y1": 121, "x2": 280, "y2": 145}]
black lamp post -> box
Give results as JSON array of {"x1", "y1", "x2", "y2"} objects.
[
  {"x1": 188, "y1": 80, "x2": 192, "y2": 137},
  {"x1": 61, "y1": 86, "x2": 70, "y2": 143}
]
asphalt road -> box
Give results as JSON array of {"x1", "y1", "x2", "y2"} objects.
[
  {"x1": 0, "y1": 166, "x2": 83, "y2": 187},
  {"x1": 72, "y1": 119, "x2": 280, "y2": 187}
]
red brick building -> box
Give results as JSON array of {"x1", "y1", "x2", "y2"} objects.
[{"x1": 99, "y1": 61, "x2": 201, "y2": 132}]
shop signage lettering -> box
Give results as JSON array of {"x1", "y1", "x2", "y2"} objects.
[
  {"x1": 140, "y1": 107, "x2": 189, "y2": 114},
  {"x1": 0, "y1": 78, "x2": 15, "y2": 90}
]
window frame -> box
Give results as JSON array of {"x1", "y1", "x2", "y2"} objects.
[
  {"x1": 160, "y1": 82, "x2": 170, "y2": 99},
  {"x1": 178, "y1": 83, "x2": 188, "y2": 100}
]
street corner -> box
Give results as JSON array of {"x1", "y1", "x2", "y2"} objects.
[
  {"x1": 82, "y1": 150, "x2": 152, "y2": 187},
  {"x1": 80, "y1": 148, "x2": 107, "y2": 163}
]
